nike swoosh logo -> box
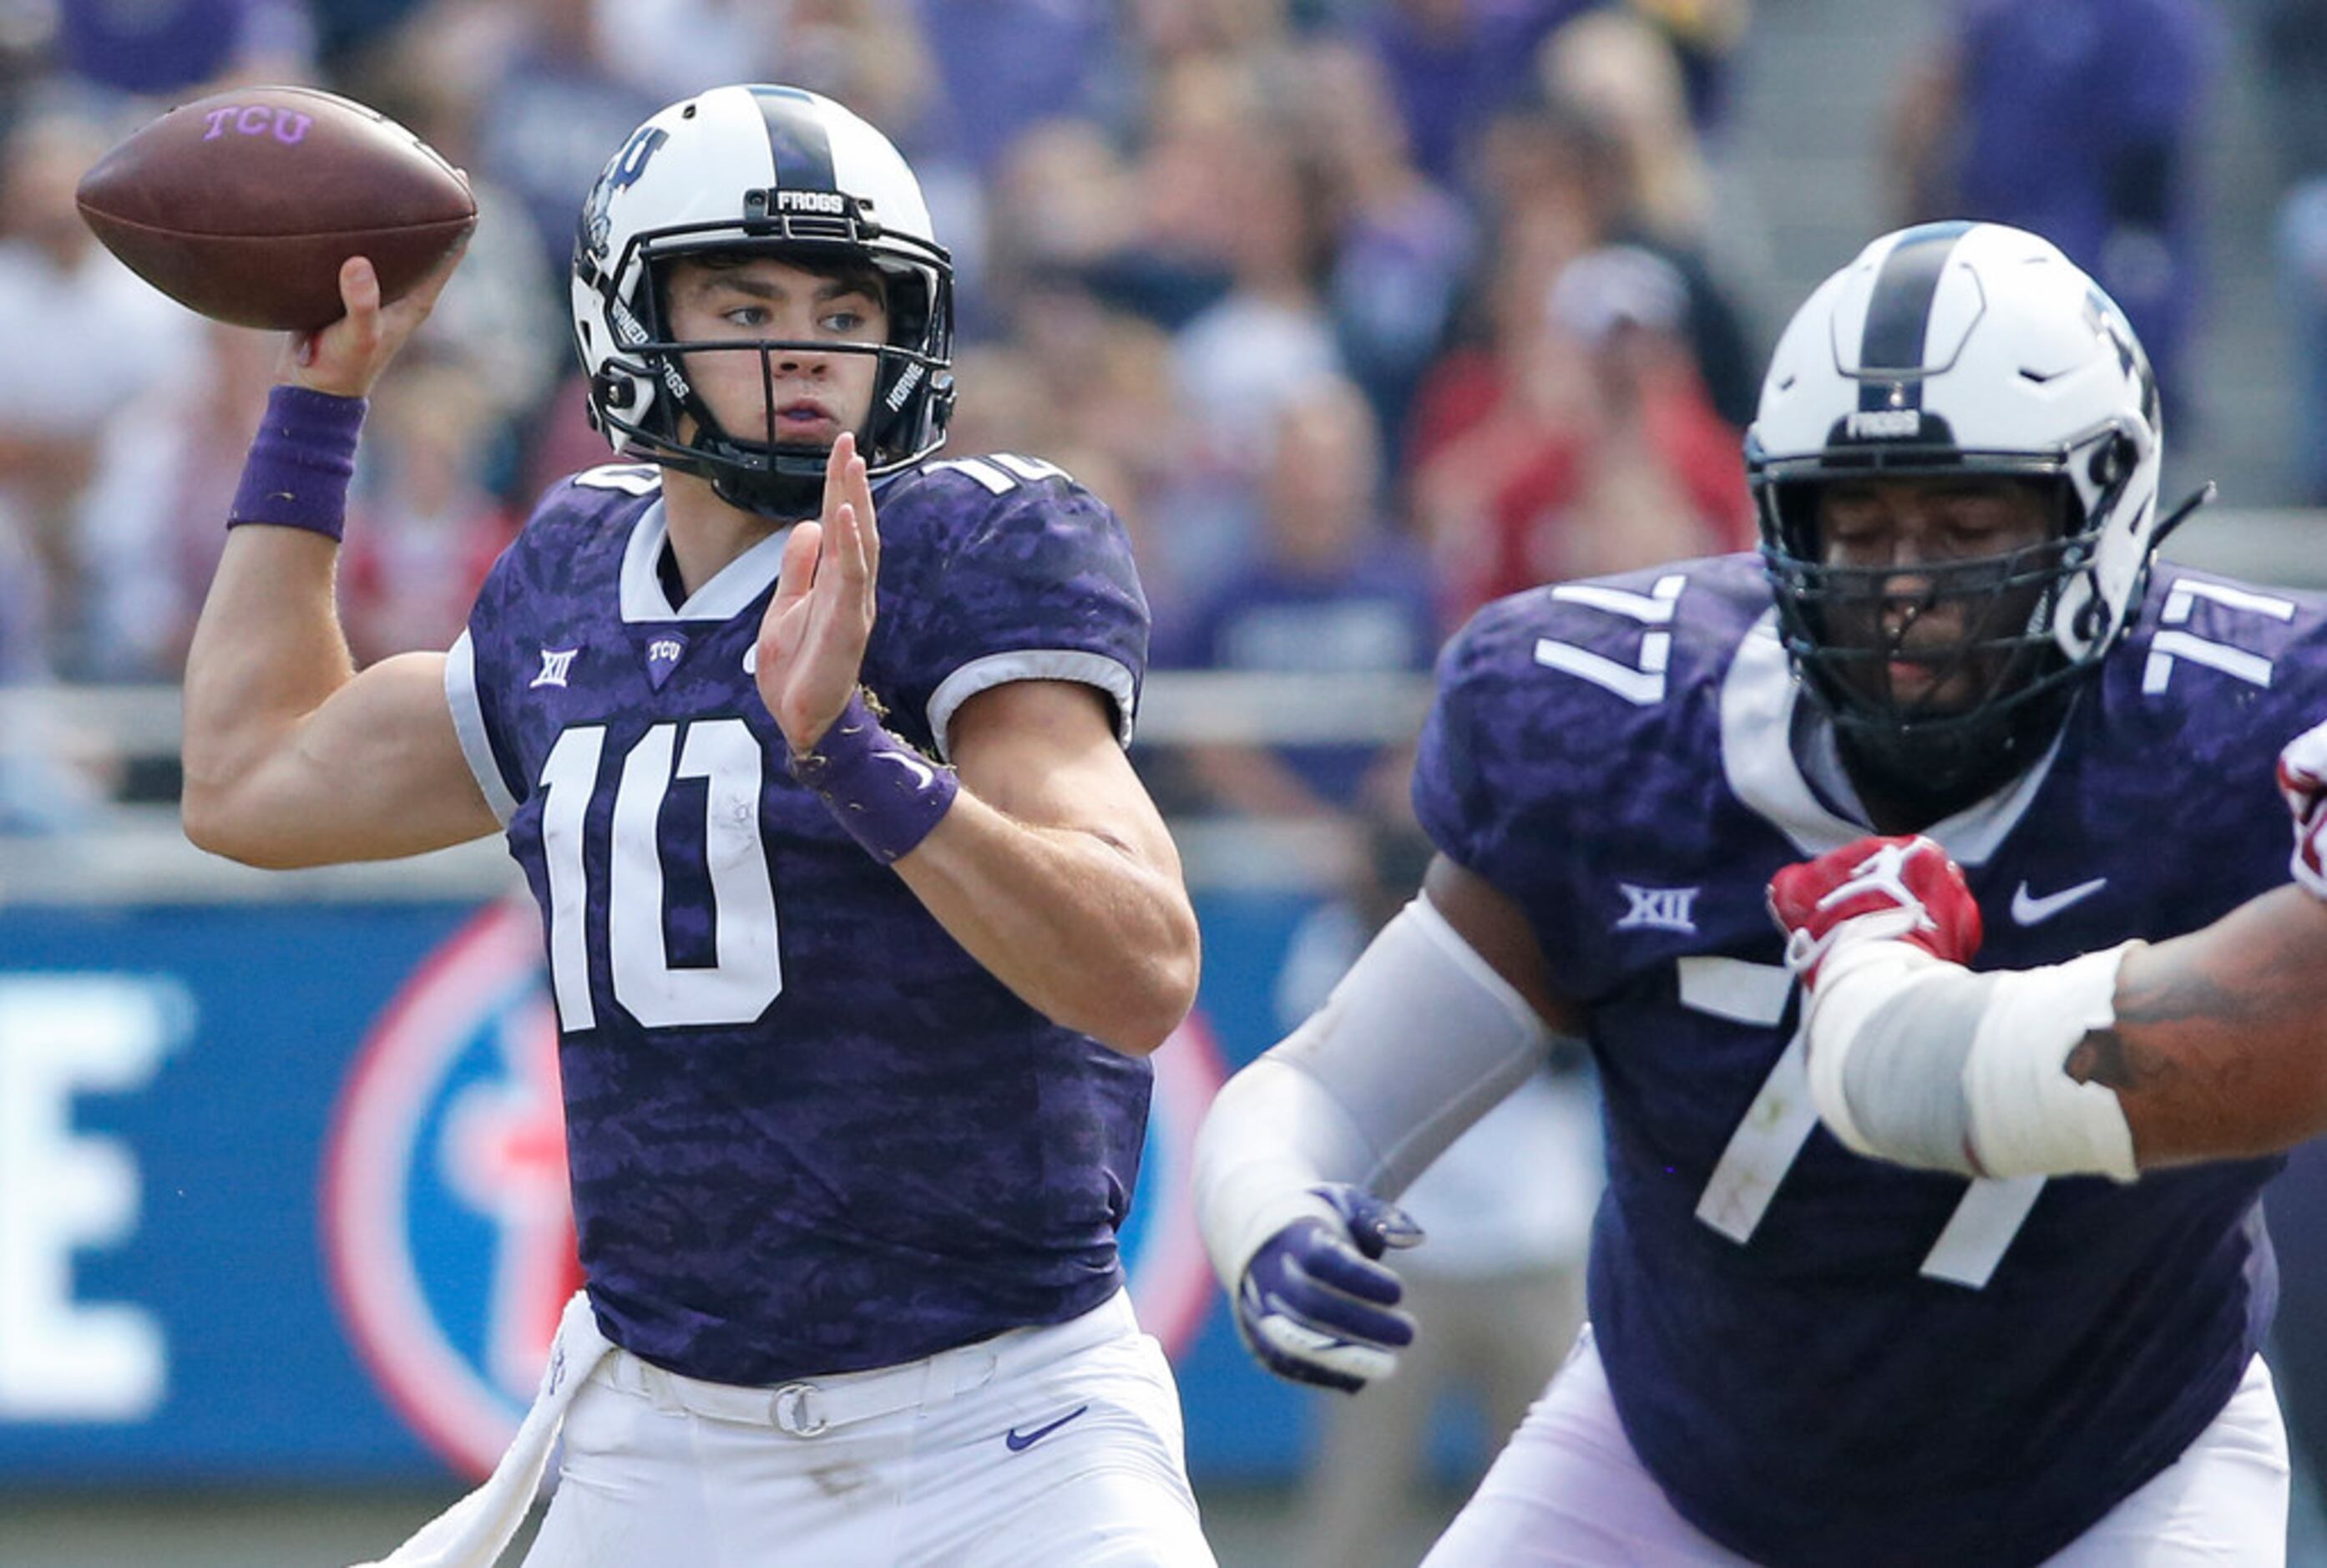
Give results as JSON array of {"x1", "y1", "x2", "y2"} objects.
[
  {"x1": 1004, "y1": 1404, "x2": 1090, "y2": 1452},
  {"x1": 2011, "y1": 877, "x2": 2107, "y2": 925}
]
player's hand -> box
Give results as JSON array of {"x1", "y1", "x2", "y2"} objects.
[
  {"x1": 279, "y1": 243, "x2": 465, "y2": 400},
  {"x1": 1768, "y1": 834, "x2": 1983, "y2": 990},
  {"x1": 1232, "y1": 1184, "x2": 1422, "y2": 1395},
  {"x1": 757, "y1": 433, "x2": 879, "y2": 751},
  {"x1": 2278, "y1": 719, "x2": 2327, "y2": 900}
]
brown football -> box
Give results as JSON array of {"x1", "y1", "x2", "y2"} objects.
[{"x1": 74, "y1": 84, "x2": 477, "y2": 333}]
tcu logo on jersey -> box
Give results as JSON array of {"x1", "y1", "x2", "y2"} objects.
[{"x1": 200, "y1": 105, "x2": 312, "y2": 144}]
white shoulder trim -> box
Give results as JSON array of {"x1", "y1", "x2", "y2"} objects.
[
  {"x1": 572, "y1": 463, "x2": 662, "y2": 496},
  {"x1": 925, "y1": 650, "x2": 1138, "y2": 761},
  {"x1": 618, "y1": 499, "x2": 794, "y2": 624},
  {"x1": 445, "y1": 631, "x2": 519, "y2": 825}
]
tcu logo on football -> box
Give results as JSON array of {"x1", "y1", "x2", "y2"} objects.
[{"x1": 200, "y1": 105, "x2": 313, "y2": 144}]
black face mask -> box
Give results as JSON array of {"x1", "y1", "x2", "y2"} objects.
[
  {"x1": 1760, "y1": 470, "x2": 2095, "y2": 817},
  {"x1": 580, "y1": 240, "x2": 956, "y2": 519}
]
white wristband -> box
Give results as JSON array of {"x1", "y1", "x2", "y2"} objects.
[
  {"x1": 1805, "y1": 938, "x2": 2140, "y2": 1183},
  {"x1": 1963, "y1": 945, "x2": 2139, "y2": 1183}
]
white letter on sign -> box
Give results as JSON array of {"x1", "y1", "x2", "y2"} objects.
[{"x1": 0, "y1": 976, "x2": 187, "y2": 1420}]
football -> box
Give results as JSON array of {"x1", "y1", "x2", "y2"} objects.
[{"x1": 74, "y1": 84, "x2": 477, "y2": 333}]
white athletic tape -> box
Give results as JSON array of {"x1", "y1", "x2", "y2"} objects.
[
  {"x1": 1964, "y1": 946, "x2": 2139, "y2": 1183},
  {"x1": 1805, "y1": 938, "x2": 2138, "y2": 1182}
]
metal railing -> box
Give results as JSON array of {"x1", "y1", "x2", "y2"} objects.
[{"x1": 1, "y1": 505, "x2": 2319, "y2": 903}]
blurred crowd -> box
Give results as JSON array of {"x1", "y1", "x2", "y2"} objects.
[
  {"x1": 0, "y1": 0, "x2": 1772, "y2": 826},
  {"x1": 4, "y1": 0, "x2": 2306, "y2": 843}
]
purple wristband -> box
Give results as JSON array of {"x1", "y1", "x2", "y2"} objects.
[
  {"x1": 788, "y1": 691, "x2": 959, "y2": 864},
  {"x1": 227, "y1": 384, "x2": 367, "y2": 542}
]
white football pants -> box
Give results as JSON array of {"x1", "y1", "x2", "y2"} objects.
[
  {"x1": 524, "y1": 1290, "x2": 1214, "y2": 1567},
  {"x1": 1423, "y1": 1325, "x2": 2289, "y2": 1565}
]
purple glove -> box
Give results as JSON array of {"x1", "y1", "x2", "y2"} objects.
[{"x1": 1233, "y1": 1184, "x2": 1424, "y2": 1394}]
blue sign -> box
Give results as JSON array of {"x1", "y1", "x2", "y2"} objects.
[{"x1": 0, "y1": 893, "x2": 1311, "y2": 1486}]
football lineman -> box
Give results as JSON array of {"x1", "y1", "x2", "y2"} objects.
[
  {"x1": 180, "y1": 84, "x2": 1211, "y2": 1566},
  {"x1": 1196, "y1": 222, "x2": 2317, "y2": 1564}
]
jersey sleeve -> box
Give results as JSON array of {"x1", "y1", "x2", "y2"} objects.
[
  {"x1": 883, "y1": 462, "x2": 1151, "y2": 759},
  {"x1": 1412, "y1": 594, "x2": 1542, "y2": 886},
  {"x1": 1414, "y1": 618, "x2": 1495, "y2": 876},
  {"x1": 444, "y1": 626, "x2": 520, "y2": 823},
  {"x1": 441, "y1": 471, "x2": 644, "y2": 823},
  {"x1": 1410, "y1": 564, "x2": 1740, "y2": 918}
]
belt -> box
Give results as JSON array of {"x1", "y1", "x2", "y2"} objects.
[{"x1": 600, "y1": 1289, "x2": 1136, "y2": 1439}]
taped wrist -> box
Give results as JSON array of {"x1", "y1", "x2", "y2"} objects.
[
  {"x1": 787, "y1": 690, "x2": 958, "y2": 864},
  {"x1": 1962, "y1": 946, "x2": 2138, "y2": 1182},
  {"x1": 228, "y1": 384, "x2": 366, "y2": 542},
  {"x1": 1807, "y1": 940, "x2": 2138, "y2": 1182}
]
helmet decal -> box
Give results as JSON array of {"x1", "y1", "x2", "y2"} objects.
[
  {"x1": 582, "y1": 126, "x2": 668, "y2": 264},
  {"x1": 1851, "y1": 220, "x2": 1975, "y2": 412},
  {"x1": 748, "y1": 86, "x2": 837, "y2": 193}
]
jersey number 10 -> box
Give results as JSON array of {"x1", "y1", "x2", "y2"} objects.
[{"x1": 535, "y1": 718, "x2": 783, "y2": 1031}]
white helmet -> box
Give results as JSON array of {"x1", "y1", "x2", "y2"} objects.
[
  {"x1": 1747, "y1": 221, "x2": 2183, "y2": 792},
  {"x1": 570, "y1": 84, "x2": 954, "y2": 517}
]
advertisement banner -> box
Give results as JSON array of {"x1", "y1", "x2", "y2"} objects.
[{"x1": 0, "y1": 892, "x2": 1323, "y2": 1487}]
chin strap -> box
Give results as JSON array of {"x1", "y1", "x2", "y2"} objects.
[{"x1": 708, "y1": 458, "x2": 826, "y2": 521}]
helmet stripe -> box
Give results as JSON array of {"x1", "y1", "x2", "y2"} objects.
[
  {"x1": 746, "y1": 85, "x2": 837, "y2": 194},
  {"x1": 1856, "y1": 220, "x2": 1975, "y2": 412}
]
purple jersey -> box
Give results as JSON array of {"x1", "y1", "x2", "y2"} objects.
[
  {"x1": 1413, "y1": 552, "x2": 2327, "y2": 1566},
  {"x1": 446, "y1": 455, "x2": 1153, "y2": 1386}
]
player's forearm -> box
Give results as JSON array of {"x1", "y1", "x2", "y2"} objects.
[
  {"x1": 893, "y1": 796, "x2": 1200, "y2": 1057},
  {"x1": 180, "y1": 525, "x2": 359, "y2": 855},
  {"x1": 2072, "y1": 887, "x2": 2327, "y2": 1167}
]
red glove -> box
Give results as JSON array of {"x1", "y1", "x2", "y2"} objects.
[
  {"x1": 2277, "y1": 721, "x2": 2327, "y2": 901},
  {"x1": 1768, "y1": 834, "x2": 1984, "y2": 988}
]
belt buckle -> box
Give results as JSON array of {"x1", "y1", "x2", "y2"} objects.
[{"x1": 771, "y1": 1381, "x2": 828, "y2": 1437}]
